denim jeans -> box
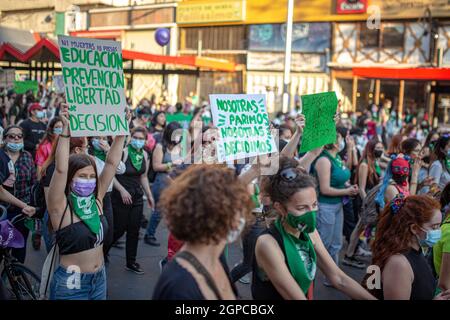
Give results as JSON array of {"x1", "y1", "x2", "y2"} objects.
[
  {"x1": 146, "y1": 176, "x2": 166, "y2": 238},
  {"x1": 317, "y1": 202, "x2": 344, "y2": 265},
  {"x1": 42, "y1": 210, "x2": 55, "y2": 253},
  {"x1": 49, "y1": 265, "x2": 107, "y2": 300}
]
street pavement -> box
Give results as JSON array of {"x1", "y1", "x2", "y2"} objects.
[{"x1": 24, "y1": 205, "x2": 368, "y2": 300}]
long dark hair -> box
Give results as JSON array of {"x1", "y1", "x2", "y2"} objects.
[
  {"x1": 356, "y1": 138, "x2": 381, "y2": 187},
  {"x1": 430, "y1": 135, "x2": 449, "y2": 171},
  {"x1": 162, "y1": 121, "x2": 182, "y2": 148},
  {"x1": 66, "y1": 154, "x2": 98, "y2": 198}
]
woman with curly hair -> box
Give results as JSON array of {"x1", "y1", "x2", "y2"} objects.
[
  {"x1": 369, "y1": 194, "x2": 450, "y2": 300},
  {"x1": 153, "y1": 164, "x2": 254, "y2": 300},
  {"x1": 251, "y1": 157, "x2": 375, "y2": 300}
]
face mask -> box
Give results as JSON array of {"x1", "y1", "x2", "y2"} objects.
[
  {"x1": 392, "y1": 174, "x2": 408, "y2": 187},
  {"x1": 374, "y1": 150, "x2": 383, "y2": 158},
  {"x1": 53, "y1": 127, "x2": 63, "y2": 135},
  {"x1": 92, "y1": 138, "x2": 103, "y2": 151},
  {"x1": 226, "y1": 217, "x2": 246, "y2": 243},
  {"x1": 130, "y1": 138, "x2": 145, "y2": 150},
  {"x1": 417, "y1": 227, "x2": 441, "y2": 248},
  {"x1": 71, "y1": 178, "x2": 96, "y2": 197},
  {"x1": 338, "y1": 140, "x2": 345, "y2": 152},
  {"x1": 6, "y1": 142, "x2": 23, "y2": 152},
  {"x1": 286, "y1": 211, "x2": 317, "y2": 233},
  {"x1": 35, "y1": 111, "x2": 45, "y2": 119}
]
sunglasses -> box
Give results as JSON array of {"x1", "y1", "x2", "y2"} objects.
[
  {"x1": 6, "y1": 134, "x2": 23, "y2": 140},
  {"x1": 392, "y1": 166, "x2": 409, "y2": 175},
  {"x1": 280, "y1": 168, "x2": 298, "y2": 181}
]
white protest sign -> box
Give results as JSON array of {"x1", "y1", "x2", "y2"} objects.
[
  {"x1": 52, "y1": 75, "x2": 65, "y2": 94},
  {"x1": 57, "y1": 35, "x2": 129, "y2": 137},
  {"x1": 210, "y1": 94, "x2": 278, "y2": 162}
]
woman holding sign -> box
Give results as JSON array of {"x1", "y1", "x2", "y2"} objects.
[
  {"x1": 311, "y1": 128, "x2": 359, "y2": 285},
  {"x1": 46, "y1": 104, "x2": 127, "y2": 300},
  {"x1": 251, "y1": 157, "x2": 375, "y2": 300}
]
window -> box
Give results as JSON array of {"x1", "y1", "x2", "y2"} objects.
[
  {"x1": 359, "y1": 23, "x2": 379, "y2": 48},
  {"x1": 382, "y1": 24, "x2": 405, "y2": 48}
]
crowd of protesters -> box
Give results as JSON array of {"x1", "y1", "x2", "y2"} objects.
[{"x1": 0, "y1": 84, "x2": 450, "y2": 301}]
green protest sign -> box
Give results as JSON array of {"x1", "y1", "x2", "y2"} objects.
[
  {"x1": 210, "y1": 94, "x2": 277, "y2": 162},
  {"x1": 166, "y1": 113, "x2": 193, "y2": 127},
  {"x1": 13, "y1": 80, "x2": 38, "y2": 95},
  {"x1": 299, "y1": 92, "x2": 338, "y2": 153},
  {"x1": 57, "y1": 35, "x2": 129, "y2": 137}
]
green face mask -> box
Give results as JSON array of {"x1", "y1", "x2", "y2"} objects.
[{"x1": 286, "y1": 211, "x2": 317, "y2": 233}]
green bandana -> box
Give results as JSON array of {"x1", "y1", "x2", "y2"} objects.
[
  {"x1": 24, "y1": 218, "x2": 35, "y2": 232},
  {"x1": 128, "y1": 145, "x2": 144, "y2": 171},
  {"x1": 275, "y1": 218, "x2": 317, "y2": 295},
  {"x1": 69, "y1": 192, "x2": 100, "y2": 235},
  {"x1": 93, "y1": 148, "x2": 106, "y2": 161},
  {"x1": 251, "y1": 184, "x2": 261, "y2": 209},
  {"x1": 375, "y1": 160, "x2": 381, "y2": 177}
]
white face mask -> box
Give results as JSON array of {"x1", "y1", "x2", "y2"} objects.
[
  {"x1": 338, "y1": 140, "x2": 345, "y2": 152},
  {"x1": 226, "y1": 217, "x2": 246, "y2": 243}
]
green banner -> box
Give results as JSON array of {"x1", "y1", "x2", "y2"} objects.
[
  {"x1": 13, "y1": 80, "x2": 38, "y2": 95},
  {"x1": 300, "y1": 92, "x2": 338, "y2": 153}
]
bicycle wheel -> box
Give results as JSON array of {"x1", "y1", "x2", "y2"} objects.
[{"x1": 1, "y1": 264, "x2": 41, "y2": 300}]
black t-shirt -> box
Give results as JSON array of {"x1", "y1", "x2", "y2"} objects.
[
  {"x1": 19, "y1": 119, "x2": 47, "y2": 155},
  {"x1": 0, "y1": 149, "x2": 11, "y2": 185},
  {"x1": 153, "y1": 252, "x2": 236, "y2": 300}
]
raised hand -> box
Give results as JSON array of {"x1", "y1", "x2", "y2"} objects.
[{"x1": 294, "y1": 114, "x2": 306, "y2": 133}]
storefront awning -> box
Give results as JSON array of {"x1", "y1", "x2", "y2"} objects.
[
  {"x1": 0, "y1": 38, "x2": 236, "y2": 72},
  {"x1": 353, "y1": 67, "x2": 450, "y2": 81}
]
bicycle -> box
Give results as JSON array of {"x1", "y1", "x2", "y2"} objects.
[{"x1": 0, "y1": 206, "x2": 41, "y2": 300}]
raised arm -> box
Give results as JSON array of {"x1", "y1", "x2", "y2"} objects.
[
  {"x1": 280, "y1": 115, "x2": 304, "y2": 158},
  {"x1": 47, "y1": 104, "x2": 70, "y2": 215},
  {"x1": 297, "y1": 147, "x2": 323, "y2": 173}
]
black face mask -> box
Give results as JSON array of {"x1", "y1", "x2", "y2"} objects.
[
  {"x1": 374, "y1": 150, "x2": 383, "y2": 158},
  {"x1": 392, "y1": 174, "x2": 408, "y2": 186}
]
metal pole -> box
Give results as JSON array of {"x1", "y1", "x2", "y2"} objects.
[
  {"x1": 282, "y1": 0, "x2": 294, "y2": 113},
  {"x1": 195, "y1": 30, "x2": 202, "y2": 102}
]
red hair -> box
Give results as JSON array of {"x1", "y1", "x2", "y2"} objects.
[
  {"x1": 387, "y1": 134, "x2": 404, "y2": 155},
  {"x1": 371, "y1": 195, "x2": 440, "y2": 271}
]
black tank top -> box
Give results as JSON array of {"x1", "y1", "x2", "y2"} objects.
[
  {"x1": 55, "y1": 200, "x2": 108, "y2": 255},
  {"x1": 377, "y1": 248, "x2": 436, "y2": 300},
  {"x1": 115, "y1": 153, "x2": 146, "y2": 197},
  {"x1": 251, "y1": 226, "x2": 288, "y2": 300}
]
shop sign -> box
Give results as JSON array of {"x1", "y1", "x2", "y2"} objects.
[
  {"x1": 177, "y1": 0, "x2": 245, "y2": 24},
  {"x1": 336, "y1": 0, "x2": 367, "y2": 14}
]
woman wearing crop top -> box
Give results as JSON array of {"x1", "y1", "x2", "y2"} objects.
[
  {"x1": 369, "y1": 194, "x2": 450, "y2": 300},
  {"x1": 46, "y1": 104, "x2": 127, "y2": 300}
]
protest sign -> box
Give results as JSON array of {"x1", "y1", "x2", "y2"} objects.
[
  {"x1": 58, "y1": 35, "x2": 129, "y2": 137},
  {"x1": 52, "y1": 75, "x2": 65, "y2": 94},
  {"x1": 14, "y1": 80, "x2": 38, "y2": 95},
  {"x1": 299, "y1": 91, "x2": 338, "y2": 153},
  {"x1": 166, "y1": 113, "x2": 193, "y2": 128},
  {"x1": 210, "y1": 94, "x2": 277, "y2": 162}
]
